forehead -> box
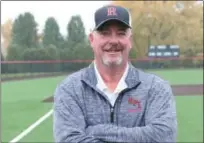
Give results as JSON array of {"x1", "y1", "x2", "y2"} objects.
[{"x1": 97, "y1": 20, "x2": 129, "y2": 31}]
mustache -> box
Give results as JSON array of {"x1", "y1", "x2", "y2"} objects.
[{"x1": 103, "y1": 45, "x2": 123, "y2": 51}]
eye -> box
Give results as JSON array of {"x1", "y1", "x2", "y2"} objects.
[
  {"x1": 100, "y1": 31, "x2": 110, "y2": 36},
  {"x1": 118, "y1": 31, "x2": 126, "y2": 36}
]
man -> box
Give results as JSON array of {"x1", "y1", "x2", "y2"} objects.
[{"x1": 53, "y1": 4, "x2": 177, "y2": 143}]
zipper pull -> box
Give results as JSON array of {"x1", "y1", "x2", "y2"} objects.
[{"x1": 110, "y1": 107, "x2": 114, "y2": 123}]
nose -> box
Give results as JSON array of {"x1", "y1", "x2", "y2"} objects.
[{"x1": 108, "y1": 35, "x2": 119, "y2": 45}]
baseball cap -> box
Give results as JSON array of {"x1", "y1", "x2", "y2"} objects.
[{"x1": 94, "y1": 5, "x2": 132, "y2": 30}]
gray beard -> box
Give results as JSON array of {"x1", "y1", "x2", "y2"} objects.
[{"x1": 102, "y1": 55, "x2": 123, "y2": 67}]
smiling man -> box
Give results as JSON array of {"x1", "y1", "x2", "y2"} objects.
[{"x1": 53, "y1": 4, "x2": 178, "y2": 143}]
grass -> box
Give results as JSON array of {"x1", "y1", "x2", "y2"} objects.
[
  {"x1": 2, "y1": 68, "x2": 203, "y2": 84},
  {"x1": 19, "y1": 96, "x2": 203, "y2": 142},
  {"x1": 176, "y1": 96, "x2": 203, "y2": 142},
  {"x1": 1, "y1": 69, "x2": 203, "y2": 142},
  {"x1": 19, "y1": 115, "x2": 54, "y2": 142},
  {"x1": 1, "y1": 76, "x2": 65, "y2": 141},
  {"x1": 146, "y1": 68, "x2": 203, "y2": 85}
]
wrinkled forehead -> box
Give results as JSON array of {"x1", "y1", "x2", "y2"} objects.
[{"x1": 96, "y1": 20, "x2": 130, "y2": 31}]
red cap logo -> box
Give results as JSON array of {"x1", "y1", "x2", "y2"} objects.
[{"x1": 107, "y1": 7, "x2": 117, "y2": 16}]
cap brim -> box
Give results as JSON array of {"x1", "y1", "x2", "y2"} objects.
[{"x1": 94, "y1": 18, "x2": 131, "y2": 31}]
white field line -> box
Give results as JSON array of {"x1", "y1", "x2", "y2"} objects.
[{"x1": 9, "y1": 109, "x2": 53, "y2": 143}]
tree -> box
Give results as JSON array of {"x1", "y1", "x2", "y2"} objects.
[
  {"x1": 1, "y1": 52, "x2": 7, "y2": 73},
  {"x1": 72, "y1": 41, "x2": 93, "y2": 60},
  {"x1": 112, "y1": 1, "x2": 203, "y2": 58},
  {"x1": 11, "y1": 12, "x2": 39, "y2": 49},
  {"x1": 1, "y1": 52, "x2": 4, "y2": 61},
  {"x1": 1, "y1": 19, "x2": 13, "y2": 57},
  {"x1": 45, "y1": 44, "x2": 60, "y2": 60},
  {"x1": 21, "y1": 46, "x2": 60, "y2": 72},
  {"x1": 174, "y1": 1, "x2": 203, "y2": 56},
  {"x1": 42, "y1": 17, "x2": 64, "y2": 48},
  {"x1": 6, "y1": 44, "x2": 25, "y2": 60},
  {"x1": 6, "y1": 44, "x2": 25, "y2": 73},
  {"x1": 66, "y1": 15, "x2": 86, "y2": 49}
]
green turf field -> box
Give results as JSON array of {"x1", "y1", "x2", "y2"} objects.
[
  {"x1": 2, "y1": 77, "x2": 64, "y2": 141},
  {"x1": 176, "y1": 96, "x2": 203, "y2": 142},
  {"x1": 146, "y1": 68, "x2": 203, "y2": 85},
  {"x1": 1, "y1": 69, "x2": 203, "y2": 142},
  {"x1": 19, "y1": 96, "x2": 203, "y2": 143}
]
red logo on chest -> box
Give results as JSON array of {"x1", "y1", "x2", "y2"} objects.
[{"x1": 128, "y1": 97, "x2": 142, "y2": 113}]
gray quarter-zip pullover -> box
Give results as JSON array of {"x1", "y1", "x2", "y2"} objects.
[{"x1": 53, "y1": 63, "x2": 177, "y2": 143}]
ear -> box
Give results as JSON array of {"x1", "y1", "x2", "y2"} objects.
[
  {"x1": 129, "y1": 34, "x2": 133, "y2": 49},
  {"x1": 89, "y1": 32, "x2": 96, "y2": 49},
  {"x1": 88, "y1": 32, "x2": 94, "y2": 44}
]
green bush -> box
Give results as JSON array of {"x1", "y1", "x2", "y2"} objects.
[
  {"x1": 6, "y1": 44, "x2": 25, "y2": 73},
  {"x1": 6, "y1": 44, "x2": 24, "y2": 61},
  {"x1": 21, "y1": 45, "x2": 61, "y2": 72}
]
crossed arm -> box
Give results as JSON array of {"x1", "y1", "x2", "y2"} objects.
[
  {"x1": 53, "y1": 81, "x2": 177, "y2": 143},
  {"x1": 53, "y1": 84, "x2": 104, "y2": 143}
]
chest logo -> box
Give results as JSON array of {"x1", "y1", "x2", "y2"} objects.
[{"x1": 128, "y1": 97, "x2": 142, "y2": 112}]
